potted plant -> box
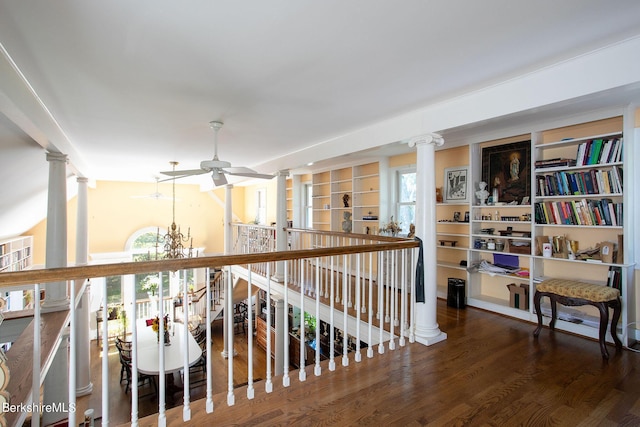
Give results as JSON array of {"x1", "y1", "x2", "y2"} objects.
[
  {"x1": 380, "y1": 216, "x2": 401, "y2": 236},
  {"x1": 141, "y1": 274, "x2": 160, "y2": 297},
  {"x1": 118, "y1": 306, "x2": 128, "y2": 340}
]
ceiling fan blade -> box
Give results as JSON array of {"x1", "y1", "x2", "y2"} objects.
[
  {"x1": 130, "y1": 192, "x2": 172, "y2": 200},
  {"x1": 160, "y1": 168, "x2": 207, "y2": 177},
  {"x1": 223, "y1": 167, "x2": 273, "y2": 180}
]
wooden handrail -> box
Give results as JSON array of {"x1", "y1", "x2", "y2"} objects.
[
  {"x1": 0, "y1": 240, "x2": 418, "y2": 288},
  {"x1": 286, "y1": 227, "x2": 411, "y2": 242}
]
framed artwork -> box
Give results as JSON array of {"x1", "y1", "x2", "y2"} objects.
[
  {"x1": 482, "y1": 140, "x2": 531, "y2": 204},
  {"x1": 443, "y1": 166, "x2": 469, "y2": 203}
]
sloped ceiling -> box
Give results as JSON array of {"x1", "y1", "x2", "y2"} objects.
[{"x1": 1, "y1": 1, "x2": 640, "y2": 239}]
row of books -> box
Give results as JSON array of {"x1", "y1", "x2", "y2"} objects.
[
  {"x1": 575, "y1": 137, "x2": 622, "y2": 166},
  {"x1": 534, "y1": 199, "x2": 622, "y2": 226},
  {"x1": 535, "y1": 166, "x2": 623, "y2": 197},
  {"x1": 607, "y1": 266, "x2": 622, "y2": 291}
]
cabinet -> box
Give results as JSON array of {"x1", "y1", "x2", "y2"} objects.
[
  {"x1": 256, "y1": 315, "x2": 276, "y2": 358},
  {"x1": 437, "y1": 114, "x2": 635, "y2": 345}
]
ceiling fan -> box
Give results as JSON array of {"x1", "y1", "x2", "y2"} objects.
[
  {"x1": 131, "y1": 177, "x2": 173, "y2": 200},
  {"x1": 160, "y1": 121, "x2": 273, "y2": 186}
]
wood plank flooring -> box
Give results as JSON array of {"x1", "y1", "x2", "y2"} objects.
[{"x1": 78, "y1": 299, "x2": 640, "y2": 426}]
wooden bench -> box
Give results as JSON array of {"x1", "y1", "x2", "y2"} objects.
[{"x1": 533, "y1": 278, "x2": 622, "y2": 359}]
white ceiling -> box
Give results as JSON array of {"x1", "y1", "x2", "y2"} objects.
[{"x1": 1, "y1": 1, "x2": 640, "y2": 237}]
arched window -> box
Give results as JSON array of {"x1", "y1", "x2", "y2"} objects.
[{"x1": 127, "y1": 228, "x2": 170, "y2": 299}]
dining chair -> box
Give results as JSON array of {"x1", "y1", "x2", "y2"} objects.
[{"x1": 117, "y1": 346, "x2": 158, "y2": 395}]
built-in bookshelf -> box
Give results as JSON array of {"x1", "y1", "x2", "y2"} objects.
[
  {"x1": 436, "y1": 113, "x2": 635, "y2": 345},
  {"x1": 0, "y1": 236, "x2": 33, "y2": 273},
  {"x1": 1, "y1": 236, "x2": 34, "y2": 312},
  {"x1": 352, "y1": 162, "x2": 380, "y2": 234},
  {"x1": 312, "y1": 162, "x2": 380, "y2": 232},
  {"x1": 286, "y1": 176, "x2": 293, "y2": 225},
  {"x1": 311, "y1": 171, "x2": 331, "y2": 231}
]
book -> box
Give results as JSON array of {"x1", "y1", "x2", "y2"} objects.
[
  {"x1": 588, "y1": 139, "x2": 603, "y2": 164},
  {"x1": 601, "y1": 198, "x2": 612, "y2": 225},
  {"x1": 599, "y1": 139, "x2": 613, "y2": 164},
  {"x1": 535, "y1": 158, "x2": 577, "y2": 168},
  {"x1": 575, "y1": 142, "x2": 586, "y2": 166},
  {"x1": 608, "y1": 202, "x2": 617, "y2": 226},
  {"x1": 583, "y1": 172, "x2": 595, "y2": 194}
]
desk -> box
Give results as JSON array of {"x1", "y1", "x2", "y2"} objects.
[{"x1": 136, "y1": 320, "x2": 202, "y2": 375}]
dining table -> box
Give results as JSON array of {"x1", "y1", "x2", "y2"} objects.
[{"x1": 135, "y1": 319, "x2": 203, "y2": 397}]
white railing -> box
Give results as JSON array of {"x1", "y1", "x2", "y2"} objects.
[
  {"x1": 0, "y1": 229, "x2": 419, "y2": 427},
  {"x1": 233, "y1": 223, "x2": 277, "y2": 255}
]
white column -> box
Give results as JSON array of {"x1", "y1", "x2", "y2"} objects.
[
  {"x1": 291, "y1": 174, "x2": 302, "y2": 228},
  {"x1": 408, "y1": 133, "x2": 447, "y2": 346},
  {"x1": 273, "y1": 170, "x2": 288, "y2": 282},
  {"x1": 224, "y1": 184, "x2": 233, "y2": 255},
  {"x1": 75, "y1": 177, "x2": 93, "y2": 396},
  {"x1": 222, "y1": 185, "x2": 233, "y2": 358},
  {"x1": 42, "y1": 152, "x2": 69, "y2": 426},
  {"x1": 43, "y1": 152, "x2": 69, "y2": 310}
]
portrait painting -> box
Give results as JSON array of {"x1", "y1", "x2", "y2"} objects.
[{"x1": 481, "y1": 140, "x2": 531, "y2": 204}]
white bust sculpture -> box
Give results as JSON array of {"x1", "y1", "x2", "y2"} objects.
[{"x1": 476, "y1": 181, "x2": 489, "y2": 205}]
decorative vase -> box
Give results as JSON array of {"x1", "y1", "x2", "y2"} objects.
[{"x1": 164, "y1": 330, "x2": 171, "y2": 346}]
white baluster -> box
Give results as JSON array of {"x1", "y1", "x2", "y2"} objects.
[
  {"x1": 314, "y1": 258, "x2": 322, "y2": 376},
  {"x1": 329, "y1": 255, "x2": 336, "y2": 371},
  {"x1": 342, "y1": 254, "x2": 349, "y2": 367},
  {"x1": 247, "y1": 266, "x2": 255, "y2": 398}
]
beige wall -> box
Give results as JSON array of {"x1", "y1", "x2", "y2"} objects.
[
  {"x1": 243, "y1": 179, "x2": 278, "y2": 225},
  {"x1": 25, "y1": 180, "x2": 246, "y2": 265}
]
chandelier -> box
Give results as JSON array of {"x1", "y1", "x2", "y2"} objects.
[{"x1": 158, "y1": 161, "x2": 193, "y2": 259}]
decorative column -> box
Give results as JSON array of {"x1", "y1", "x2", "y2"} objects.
[
  {"x1": 273, "y1": 170, "x2": 289, "y2": 282},
  {"x1": 222, "y1": 185, "x2": 234, "y2": 358},
  {"x1": 408, "y1": 133, "x2": 448, "y2": 346},
  {"x1": 224, "y1": 184, "x2": 233, "y2": 255},
  {"x1": 43, "y1": 152, "x2": 69, "y2": 310},
  {"x1": 291, "y1": 174, "x2": 302, "y2": 228},
  {"x1": 42, "y1": 152, "x2": 69, "y2": 426},
  {"x1": 75, "y1": 177, "x2": 93, "y2": 396}
]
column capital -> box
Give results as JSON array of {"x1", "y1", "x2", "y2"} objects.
[
  {"x1": 46, "y1": 152, "x2": 68, "y2": 162},
  {"x1": 407, "y1": 133, "x2": 444, "y2": 148},
  {"x1": 76, "y1": 176, "x2": 88, "y2": 183},
  {"x1": 225, "y1": 184, "x2": 234, "y2": 190},
  {"x1": 276, "y1": 169, "x2": 290, "y2": 177}
]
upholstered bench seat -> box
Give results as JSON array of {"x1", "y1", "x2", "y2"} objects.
[{"x1": 533, "y1": 278, "x2": 622, "y2": 359}]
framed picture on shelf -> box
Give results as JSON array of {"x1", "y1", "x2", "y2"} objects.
[
  {"x1": 482, "y1": 140, "x2": 531, "y2": 204},
  {"x1": 443, "y1": 166, "x2": 469, "y2": 203}
]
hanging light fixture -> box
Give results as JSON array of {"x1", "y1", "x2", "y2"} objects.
[{"x1": 159, "y1": 161, "x2": 193, "y2": 259}]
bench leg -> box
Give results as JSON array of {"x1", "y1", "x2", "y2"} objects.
[
  {"x1": 596, "y1": 302, "x2": 610, "y2": 359},
  {"x1": 610, "y1": 297, "x2": 623, "y2": 350},
  {"x1": 549, "y1": 295, "x2": 557, "y2": 330},
  {"x1": 533, "y1": 291, "x2": 543, "y2": 337}
]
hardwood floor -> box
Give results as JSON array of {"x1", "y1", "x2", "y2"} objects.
[{"x1": 80, "y1": 299, "x2": 640, "y2": 426}]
